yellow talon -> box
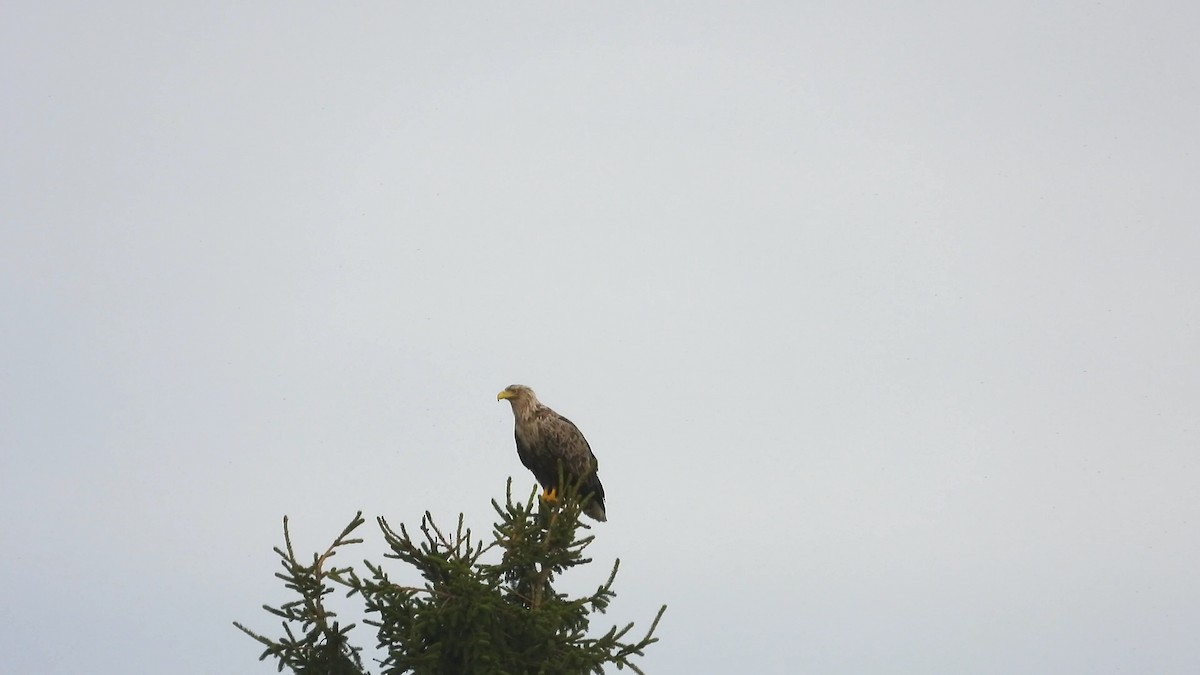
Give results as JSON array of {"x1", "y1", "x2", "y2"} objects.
[{"x1": 541, "y1": 487, "x2": 559, "y2": 503}]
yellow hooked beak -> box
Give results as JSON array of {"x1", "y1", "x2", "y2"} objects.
[{"x1": 496, "y1": 390, "x2": 514, "y2": 401}]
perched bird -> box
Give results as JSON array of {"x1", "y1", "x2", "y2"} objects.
[{"x1": 496, "y1": 385, "x2": 606, "y2": 522}]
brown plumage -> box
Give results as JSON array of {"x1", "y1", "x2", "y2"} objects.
[{"x1": 496, "y1": 385, "x2": 606, "y2": 522}]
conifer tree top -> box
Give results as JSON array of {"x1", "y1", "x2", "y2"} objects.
[{"x1": 236, "y1": 480, "x2": 665, "y2": 675}]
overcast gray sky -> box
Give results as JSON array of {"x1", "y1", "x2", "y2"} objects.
[{"x1": 3, "y1": 2, "x2": 1198, "y2": 673}]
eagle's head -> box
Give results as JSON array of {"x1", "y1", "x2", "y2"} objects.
[
  {"x1": 497, "y1": 384, "x2": 540, "y2": 413},
  {"x1": 497, "y1": 384, "x2": 535, "y2": 401}
]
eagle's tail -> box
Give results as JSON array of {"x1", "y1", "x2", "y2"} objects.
[{"x1": 583, "y1": 500, "x2": 607, "y2": 522}]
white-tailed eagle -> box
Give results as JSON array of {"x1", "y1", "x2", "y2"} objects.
[{"x1": 497, "y1": 385, "x2": 606, "y2": 522}]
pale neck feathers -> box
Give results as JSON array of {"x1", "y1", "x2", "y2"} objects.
[{"x1": 508, "y1": 391, "x2": 544, "y2": 420}]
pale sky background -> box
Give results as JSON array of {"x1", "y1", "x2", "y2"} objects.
[{"x1": 2, "y1": 2, "x2": 1198, "y2": 674}]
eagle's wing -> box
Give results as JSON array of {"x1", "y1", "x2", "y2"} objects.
[{"x1": 546, "y1": 411, "x2": 606, "y2": 519}]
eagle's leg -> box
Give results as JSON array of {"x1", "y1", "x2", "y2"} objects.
[{"x1": 541, "y1": 487, "x2": 559, "y2": 503}]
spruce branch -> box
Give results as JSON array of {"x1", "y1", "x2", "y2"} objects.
[{"x1": 234, "y1": 512, "x2": 368, "y2": 674}]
